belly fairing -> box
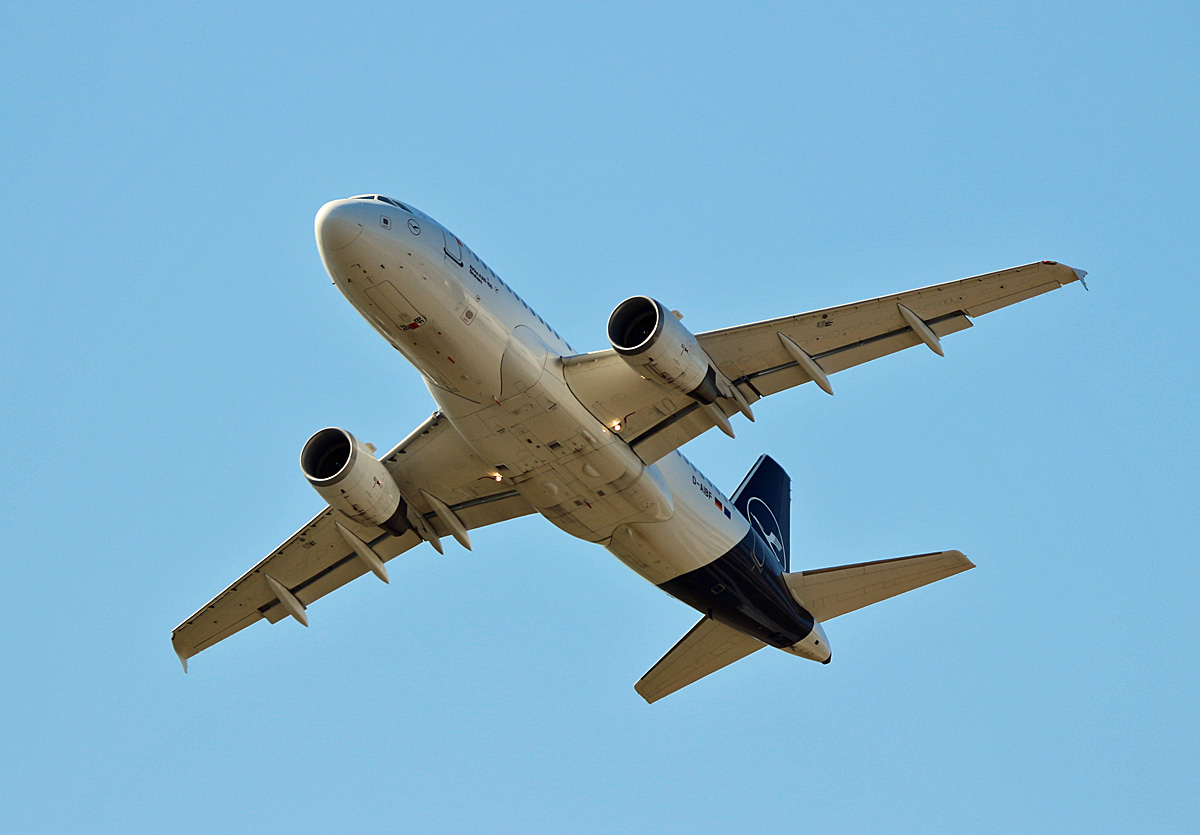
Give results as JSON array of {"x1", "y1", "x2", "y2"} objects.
[{"x1": 431, "y1": 351, "x2": 676, "y2": 543}]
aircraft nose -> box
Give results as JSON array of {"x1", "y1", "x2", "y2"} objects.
[{"x1": 315, "y1": 200, "x2": 363, "y2": 252}]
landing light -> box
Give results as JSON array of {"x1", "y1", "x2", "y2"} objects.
[
  {"x1": 493, "y1": 474, "x2": 503, "y2": 482},
  {"x1": 612, "y1": 421, "x2": 622, "y2": 433}
]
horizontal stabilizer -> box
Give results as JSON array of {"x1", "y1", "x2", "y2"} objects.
[
  {"x1": 636, "y1": 617, "x2": 766, "y2": 704},
  {"x1": 784, "y1": 550, "x2": 974, "y2": 622}
]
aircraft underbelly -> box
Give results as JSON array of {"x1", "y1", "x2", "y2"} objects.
[
  {"x1": 604, "y1": 453, "x2": 749, "y2": 584},
  {"x1": 431, "y1": 349, "x2": 678, "y2": 543}
]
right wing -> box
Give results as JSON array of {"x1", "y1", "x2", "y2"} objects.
[
  {"x1": 564, "y1": 261, "x2": 1085, "y2": 464},
  {"x1": 172, "y1": 411, "x2": 534, "y2": 669}
]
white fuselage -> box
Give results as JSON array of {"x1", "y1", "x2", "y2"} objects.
[{"x1": 314, "y1": 197, "x2": 747, "y2": 586}]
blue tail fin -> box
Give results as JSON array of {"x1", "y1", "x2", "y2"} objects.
[{"x1": 730, "y1": 455, "x2": 792, "y2": 572}]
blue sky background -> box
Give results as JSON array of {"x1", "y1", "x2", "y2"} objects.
[{"x1": 2, "y1": 2, "x2": 1197, "y2": 832}]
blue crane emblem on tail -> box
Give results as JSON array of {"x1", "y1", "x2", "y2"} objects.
[
  {"x1": 761, "y1": 526, "x2": 784, "y2": 554},
  {"x1": 747, "y1": 498, "x2": 787, "y2": 569}
]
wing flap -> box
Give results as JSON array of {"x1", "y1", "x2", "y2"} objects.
[
  {"x1": 746, "y1": 313, "x2": 973, "y2": 397},
  {"x1": 635, "y1": 617, "x2": 766, "y2": 704},
  {"x1": 784, "y1": 550, "x2": 975, "y2": 622},
  {"x1": 627, "y1": 399, "x2": 740, "y2": 465},
  {"x1": 289, "y1": 527, "x2": 422, "y2": 608}
]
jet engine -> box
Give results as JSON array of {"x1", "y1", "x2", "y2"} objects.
[
  {"x1": 301, "y1": 427, "x2": 410, "y2": 534},
  {"x1": 607, "y1": 296, "x2": 722, "y2": 403}
]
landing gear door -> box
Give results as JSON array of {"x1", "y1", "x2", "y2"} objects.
[{"x1": 443, "y1": 230, "x2": 463, "y2": 265}]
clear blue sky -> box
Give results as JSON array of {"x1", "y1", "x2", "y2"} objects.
[{"x1": 2, "y1": 2, "x2": 1196, "y2": 832}]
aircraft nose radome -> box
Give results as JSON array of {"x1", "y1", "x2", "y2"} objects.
[{"x1": 315, "y1": 200, "x2": 363, "y2": 252}]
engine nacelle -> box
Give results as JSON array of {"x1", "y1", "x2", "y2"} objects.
[
  {"x1": 607, "y1": 296, "x2": 722, "y2": 403},
  {"x1": 300, "y1": 427, "x2": 409, "y2": 534}
]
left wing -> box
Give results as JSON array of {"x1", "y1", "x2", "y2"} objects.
[
  {"x1": 564, "y1": 261, "x2": 1085, "y2": 463},
  {"x1": 172, "y1": 412, "x2": 534, "y2": 669}
]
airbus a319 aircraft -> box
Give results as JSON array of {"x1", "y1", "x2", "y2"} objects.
[{"x1": 173, "y1": 194, "x2": 1084, "y2": 702}]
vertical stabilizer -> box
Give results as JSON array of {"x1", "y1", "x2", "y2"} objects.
[{"x1": 730, "y1": 455, "x2": 791, "y2": 571}]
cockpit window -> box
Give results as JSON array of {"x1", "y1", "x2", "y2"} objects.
[
  {"x1": 381, "y1": 197, "x2": 413, "y2": 212},
  {"x1": 351, "y1": 194, "x2": 413, "y2": 213}
]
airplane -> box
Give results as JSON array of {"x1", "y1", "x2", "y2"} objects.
[{"x1": 172, "y1": 193, "x2": 1085, "y2": 702}]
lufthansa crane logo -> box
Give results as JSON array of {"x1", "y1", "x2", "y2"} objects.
[{"x1": 746, "y1": 496, "x2": 786, "y2": 568}]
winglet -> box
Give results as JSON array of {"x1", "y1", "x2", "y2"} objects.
[
  {"x1": 1042, "y1": 260, "x2": 1089, "y2": 290},
  {"x1": 173, "y1": 639, "x2": 190, "y2": 673}
]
